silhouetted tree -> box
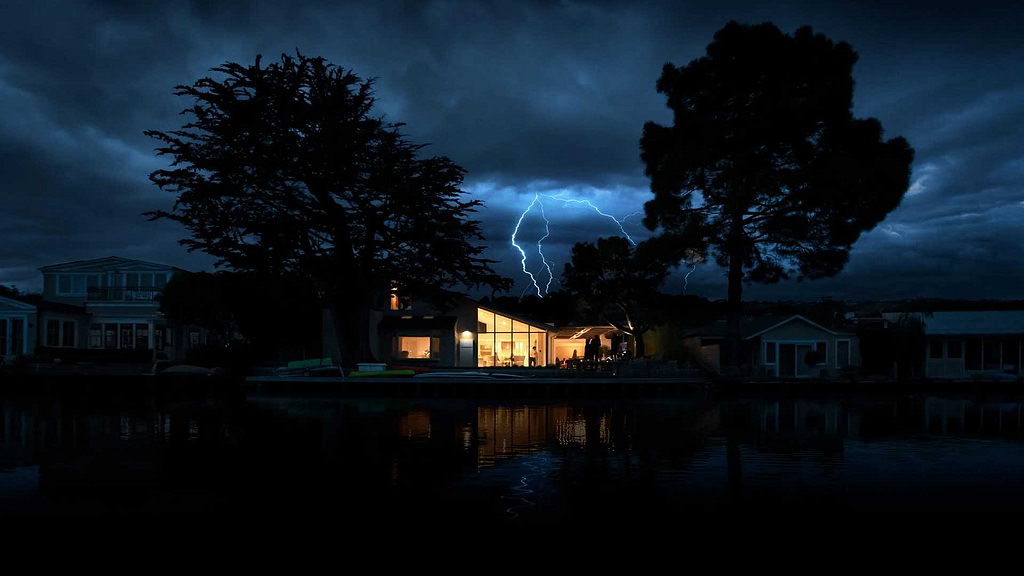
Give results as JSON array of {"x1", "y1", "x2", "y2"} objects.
[
  {"x1": 858, "y1": 312, "x2": 928, "y2": 378},
  {"x1": 562, "y1": 236, "x2": 677, "y2": 358},
  {"x1": 161, "y1": 271, "x2": 323, "y2": 360},
  {"x1": 641, "y1": 22, "x2": 914, "y2": 371},
  {"x1": 146, "y1": 53, "x2": 510, "y2": 365}
]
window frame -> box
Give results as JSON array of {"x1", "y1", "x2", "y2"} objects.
[
  {"x1": 57, "y1": 274, "x2": 89, "y2": 296},
  {"x1": 45, "y1": 317, "x2": 77, "y2": 348},
  {"x1": 396, "y1": 335, "x2": 437, "y2": 360}
]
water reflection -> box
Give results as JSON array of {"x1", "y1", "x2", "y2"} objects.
[{"x1": 3, "y1": 393, "x2": 1024, "y2": 524}]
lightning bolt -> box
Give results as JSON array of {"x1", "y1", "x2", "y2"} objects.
[
  {"x1": 512, "y1": 194, "x2": 544, "y2": 298},
  {"x1": 512, "y1": 191, "x2": 641, "y2": 297},
  {"x1": 622, "y1": 210, "x2": 644, "y2": 224},
  {"x1": 540, "y1": 193, "x2": 637, "y2": 245},
  {"x1": 683, "y1": 263, "x2": 697, "y2": 292},
  {"x1": 537, "y1": 200, "x2": 555, "y2": 294}
]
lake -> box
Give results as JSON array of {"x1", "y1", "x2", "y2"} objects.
[{"x1": 3, "y1": 383, "x2": 1024, "y2": 535}]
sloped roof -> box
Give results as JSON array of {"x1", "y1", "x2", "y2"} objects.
[
  {"x1": 550, "y1": 326, "x2": 620, "y2": 339},
  {"x1": 687, "y1": 314, "x2": 839, "y2": 340},
  {"x1": 0, "y1": 295, "x2": 36, "y2": 312},
  {"x1": 39, "y1": 256, "x2": 188, "y2": 273},
  {"x1": 923, "y1": 311, "x2": 1024, "y2": 335}
]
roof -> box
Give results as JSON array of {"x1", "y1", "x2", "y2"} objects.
[
  {"x1": 550, "y1": 326, "x2": 620, "y2": 339},
  {"x1": 0, "y1": 295, "x2": 37, "y2": 312},
  {"x1": 39, "y1": 256, "x2": 188, "y2": 273},
  {"x1": 0, "y1": 294, "x2": 89, "y2": 315},
  {"x1": 922, "y1": 311, "x2": 1024, "y2": 336},
  {"x1": 380, "y1": 315, "x2": 458, "y2": 331},
  {"x1": 688, "y1": 314, "x2": 839, "y2": 340}
]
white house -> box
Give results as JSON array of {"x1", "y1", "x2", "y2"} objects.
[{"x1": 1, "y1": 256, "x2": 205, "y2": 363}]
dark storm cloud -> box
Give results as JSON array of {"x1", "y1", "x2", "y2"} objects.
[{"x1": 0, "y1": 0, "x2": 1021, "y2": 301}]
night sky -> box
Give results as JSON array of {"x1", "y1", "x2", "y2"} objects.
[{"x1": 2, "y1": 1, "x2": 1022, "y2": 301}]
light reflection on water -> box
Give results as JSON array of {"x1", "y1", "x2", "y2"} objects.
[{"x1": 3, "y1": 393, "x2": 1024, "y2": 524}]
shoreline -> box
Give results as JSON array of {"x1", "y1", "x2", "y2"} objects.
[{"x1": 1, "y1": 373, "x2": 1023, "y2": 400}]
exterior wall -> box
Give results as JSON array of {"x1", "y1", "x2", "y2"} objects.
[
  {"x1": 86, "y1": 304, "x2": 161, "y2": 318},
  {"x1": 756, "y1": 319, "x2": 860, "y2": 378},
  {"x1": 0, "y1": 298, "x2": 39, "y2": 357},
  {"x1": 925, "y1": 336, "x2": 1023, "y2": 379},
  {"x1": 38, "y1": 310, "x2": 90, "y2": 350},
  {"x1": 699, "y1": 343, "x2": 721, "y2": 374},
  {"x1": 0, "y1": 311, "x2": 38, "y2": 356}
]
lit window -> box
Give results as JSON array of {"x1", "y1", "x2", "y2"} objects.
[{"x1": 397, "y1": 336, "x2": 433, "y2": 359}]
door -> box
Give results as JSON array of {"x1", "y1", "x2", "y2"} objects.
[
  {"x1": 10, "y1": 318, "x2": 24, "y2": 355},
  {"x1": 779, "y1": 343, "x2": 796, "y2": 377},
  {"x1": 796, "y1": 344, "x2": 814, "y2": 377}
]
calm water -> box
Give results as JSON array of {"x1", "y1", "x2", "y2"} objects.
[{"x1": 3, "y1": 386, "x2": 1024, "y2": 530}]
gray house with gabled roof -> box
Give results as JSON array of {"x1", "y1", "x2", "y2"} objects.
[{"x1": 684, "y1": 314, "x2": 861, "y2": 378}]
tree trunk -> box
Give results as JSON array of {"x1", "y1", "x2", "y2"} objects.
[
  {"x1": 634, "y1": 332, "x2": 646, "y2": 359},
  {"x1": 724, "y1": 208, "x2": 746, "y2": 373},
  {"x1": 328, "y1": 285, "x2": 378, "y2": 368}
]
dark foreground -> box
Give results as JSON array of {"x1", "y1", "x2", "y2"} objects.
[{"x1": 3, "y1": 377, "x2": 1024, "y2": 542}]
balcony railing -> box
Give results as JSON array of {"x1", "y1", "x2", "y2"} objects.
[{"x1": 87, "y1": 287, "x2": 163, "y2": 302}]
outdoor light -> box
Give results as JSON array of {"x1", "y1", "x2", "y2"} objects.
[{"x1": 461, "y1": 331, "x2": 473, "y2": 339}]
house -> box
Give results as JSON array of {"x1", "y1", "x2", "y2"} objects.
[
  {"x1": 683, "y1": 315, "x2": 861, "y2": 378},
  {"x1": 0, "y1": 295, "x2": 36, "y2": 358},
  {"x1": 918, "y1": 311, "x2": 1024, "y2": 379},
  {"x1": 323, "y1": 291, "x2": 618, "y2": 368},
  {"x1": 0, "y1": 256, "x2": 204, "y2": 362}
]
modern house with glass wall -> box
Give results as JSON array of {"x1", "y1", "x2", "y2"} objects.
[
  {"x1": 330, "y1": 290, "x2": 616, "y2": 369},
  {"x1": 0, "y1": 256, "x2": 204, "y2": 362}
]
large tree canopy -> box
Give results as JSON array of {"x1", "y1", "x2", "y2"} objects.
[
  {"x1": 146, "y1": 52, "x2": 510, "y2": 364},
  {"x1": 641, "y1": 21, "x2": 914, "y2": 370}
]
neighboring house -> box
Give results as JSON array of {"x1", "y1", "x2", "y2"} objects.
[
  {"x1": 0, "y1": 256, "x2": 205, "y2": 362},
  {"x1": 323, "y1": 291, "x2": 616, "y2": 368},
  {"x1": 683, "y1": 315, "x2": 861, "y2": 378},
  {"x1": 0, "y1": 295, "x2": 37, "y2": 358},
  {"x1": 916, "y1": 311, "x2": 1024, "y2": 379}
]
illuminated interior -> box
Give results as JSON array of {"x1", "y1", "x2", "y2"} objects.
[
  {"x1": 476, "y1": 307, "x2": 547, "y2": 367},
  {"x1": 397, "y1": 336, "x2": 434, "y2": 359},
  {"x1": 553, "y1": 339, "x2": 587, "y2": 363}
]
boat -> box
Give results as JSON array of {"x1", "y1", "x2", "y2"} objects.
[{"x1": 412, "y1": 371, "x2": 526, "y2": 379}]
